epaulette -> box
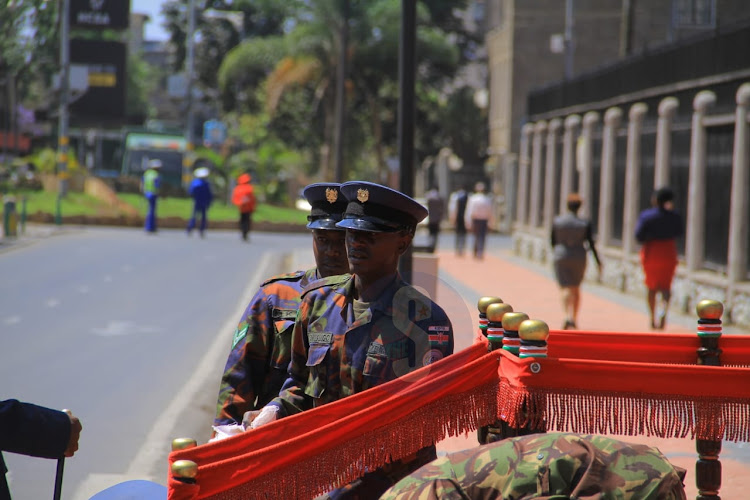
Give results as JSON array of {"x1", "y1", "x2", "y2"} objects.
[
  {"x1": 301, "y1": 273, "x2": 351, "y2": 297},
  {"x1": 261, "y1": 270, "x2": 306, "y2": 287}
]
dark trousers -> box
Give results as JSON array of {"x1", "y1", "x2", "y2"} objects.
[
  {"x1": 144, "y1": 193, "x2": 158, "y2": 232},
  {"x1": 187, "y1": 205, "x2": 208, "y2": 235},
  {"x1": 472, "y1": 219, "x2": 489, "y2": 258},
  {"x1": 239, "y1": 212, "x2": 253, "y2": 240},
  {"x1": 455, "y1": 226, "x2": 467, "y2": 255}
]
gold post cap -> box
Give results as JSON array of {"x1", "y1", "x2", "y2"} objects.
[
  {"x1": 519, "y1": 319, "x2": 550, "y2": 341},
  {"x1": 502, "y1": 312, "x2": 529, "y2": 330},
  {"x1": 172, "y1": 460, "x2": 198, "y2": 479},
  {"x1": 696, "y1": 299, "x2": 723, "y2": 320},
  {"x1": 171, "y1": 438, "x2": 198, "y2": 451},
  {"x1": 487, "y1": 302, "x2": 513, "y2": 323},
  {"x1": 477, "y1": 296, "x2": 503, "y2": 313}
]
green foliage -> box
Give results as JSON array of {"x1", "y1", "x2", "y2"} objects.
[{"x1": 28, "y1": 148, "x2": 57, "y2": 174}]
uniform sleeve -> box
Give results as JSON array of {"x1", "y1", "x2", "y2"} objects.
[
  {"x1": 271, "y1": 295, "x2": 315, "y2": 418},
  {"x1": 0, "y1": 399, "x2": 70, "y2": 459},
  {"x1": 214, "y1": 286, "x2": 275, "y2": 426},
  {"x1": 635, "y1": 211, "x2": 649, "y2": 243}
]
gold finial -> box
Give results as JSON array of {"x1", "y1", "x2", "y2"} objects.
[
  {"x1": 502, "y1": 312, "x2": 529, "y2": 331},
  {"x1": 171, "y1": 438, "x2": 197, "y2": 451},
  {"x1": 477, "y1": 296, "x2": 503, "y2": 314},
  {"x1": 357, "y1": 188, "x2": 369, "y2": 203},
  {"x1": 325, "y1": 187, "x2": 338, "y2": 203},
  {"x1": 696, "y1": 299, "x2": 723, "y2": 320},
  {"x1": 487, "y1": 302, "x2": 513, "y2": 323},
  {"x1": 171, "y1": 460, "x2": 198, "y2": 479},
  {"x1": 519, "y1": 319, "x2": 549, "y2": 342}
]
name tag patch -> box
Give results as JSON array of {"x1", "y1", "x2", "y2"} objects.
[
  {"x1": 309, "y1": 332, "x2": 333, "y2": 345},
  {"x1": 272, "y1": 308, "x2": 298, "y2": 321}
]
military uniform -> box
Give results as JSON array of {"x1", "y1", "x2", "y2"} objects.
[
  {"x1": 214, "y1": 183, "x2": 348, "y2": 427},
  {"x1": 270, "y1": 272, "x2": 454, "y2": 416},
  {"x1": 214, "y1": 267, "x2": 324, "y2": 426},
  {"x1": 380, "y1": 432, "x2": 687, "y2": 500},
  {"x1": 265, "y1": 181, "x2": 454, "y2": 499}
]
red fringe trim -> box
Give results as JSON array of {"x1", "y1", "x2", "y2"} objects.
[
  {"x1": 497, "y1": 381, "x2": 750, "y2": 442},
  {"x1": 205, "y1": 380, "x2": 498, "y2": 500}
]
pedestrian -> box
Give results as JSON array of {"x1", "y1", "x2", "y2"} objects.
[
  {"x1": 186, "y1": 166, "x2": 213, "y2": 238},
  {"x1": 635, "y1": 187, "x2": 684, "y2": 330},
  {"x1": 551, "y1": 193, "x2": 602, "y2": 330},
  {"x1": 464, "y1": 181, "x2": 494, "y2": 259},
  {"x1": 141, "y1": 159, "x2": 162, "y2": 233},
  {"x1": 448, "y1": 185, "x2": 469, "y2": 256},
  {"x1": 1, "y1": 399, "x2": 83, "y2": 500},
  {"x1": 380, "y1": 432, "x2": 687, "y2": 500},
  {"x1": 247, "y1": 181, "x2": 454, "y2": 498},
  {"x1": 424, "y1": 187, "x2": 444, "y2": 250},
  {"x1": 231, "y1": 173, "x2": 256, "y2": 242},
  {"x1": 211, "y1": 182, "x2": 350, "y2": 439}
]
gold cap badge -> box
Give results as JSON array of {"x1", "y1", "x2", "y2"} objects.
[
  {"x1": 325, "y1": 187, "x2": 338, "y2": 203},
  {"x1": 357, "y1": 188, "x2": 369, "y2": 203}
]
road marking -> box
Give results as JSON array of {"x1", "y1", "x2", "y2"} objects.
[{"x1": 71, "y1": 252, "x2": 275, "y2": 500}]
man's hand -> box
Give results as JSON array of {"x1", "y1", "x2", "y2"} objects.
[
  {"x1": 62, "y1": 409, "x2": 82, "y2": 457},
  {"x1": 243, "y1": 405, "x2": 278, "y2": 430}
]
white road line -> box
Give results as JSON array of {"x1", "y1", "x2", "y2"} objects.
[{"x1": 72, "y1": 252, "x2": 274, "y2": 500}]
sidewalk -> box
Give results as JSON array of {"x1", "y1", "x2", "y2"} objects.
[{"x1": 433, "y1": 241, "x2": 749, "y2": 499}]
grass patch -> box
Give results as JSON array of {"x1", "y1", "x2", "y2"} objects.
[{"x1": 14, "y1": 190, "x2": 309, "y2": 225}]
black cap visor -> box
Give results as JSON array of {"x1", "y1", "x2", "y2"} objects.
[
  {"x1": 335, "y1": 214, "x2": 407, "y2": 233},
  {"x1": 307, "y1": 215, "x2": 345, "y2": 230}
]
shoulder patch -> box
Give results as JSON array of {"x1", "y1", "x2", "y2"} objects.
[
  {"x1": 231, "y1": 325, "x2": 249, "y2": 349},
  {"x1": 261, "y1": 270, "x2": 306, "y2": 287},
  {"x1": 301, "y1": 273, "x2": 351, "y2": 297}
]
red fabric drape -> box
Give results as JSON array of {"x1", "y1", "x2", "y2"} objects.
[{"x1": 168, "y1": 332, "x2": 750, "y2": 500}]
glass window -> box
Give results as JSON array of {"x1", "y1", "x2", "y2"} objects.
[{"x1": 673, "y1": 0, "x2": 715, "y2": 27}]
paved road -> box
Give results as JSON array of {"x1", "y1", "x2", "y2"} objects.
[{"x1": 0, "y1": 226, "x2": 312, "y2": 499}]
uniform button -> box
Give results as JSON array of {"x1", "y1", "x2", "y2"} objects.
[{"x1": 537, "y1": 453, "x2": 544, "y2": 460}]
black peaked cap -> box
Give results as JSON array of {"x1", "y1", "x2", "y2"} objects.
[{"x1": 336, "y1": 181, "x2": 428, "y2": 233}]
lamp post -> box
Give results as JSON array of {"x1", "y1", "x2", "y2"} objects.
[
  {"x1": 57, "y1": 0, "x2": 70, "y2": 203},
  {"x1": 184, "y1": 0, "x2": 197, "y2": 185},
  {"x1": 397, "y1": 0, "x2": 416, "y2": 282}
]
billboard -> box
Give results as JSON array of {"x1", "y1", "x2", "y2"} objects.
[
  {"x1": 70, "y1": 39, "x2": 126, "y2": 118},
  {"x1": 70, "y1": 0, "x2": 130, "y2": 30}
]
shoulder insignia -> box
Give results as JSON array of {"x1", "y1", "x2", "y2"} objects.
[
  {"x1": 231, "y1": 325, "x2": 249, "y2": 349},
  {"x1": 301, "y1": 273, "x2": 351, "y2": 298},
  {"x1": 261, "y1": 270, "x2": 306, "y2": 287}
]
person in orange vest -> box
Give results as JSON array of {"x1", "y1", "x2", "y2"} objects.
[{"x1": 231, "y1": 173, "x2": 256, "y2": 241}]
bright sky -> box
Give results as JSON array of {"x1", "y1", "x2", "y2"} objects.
[{"x1": 131, "y1": 0, "x2": 169, "y2": 41}]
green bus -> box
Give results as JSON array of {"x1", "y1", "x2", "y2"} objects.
[{"x1": 120, "y1": 131, "x2": 188, "y2": 189}]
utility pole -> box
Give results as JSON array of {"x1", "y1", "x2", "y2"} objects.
[
  {"x1": 397, "y1": 0, "x2": 416, "y2": 282},
  {"x1": 564, "y1": 0, "x2": 575, "y2": 80},
  {"x1": 184, "y1": 0, "x2": 197, "y2": 185},
  {"x1": 332, "y1": 0, "x2": 349, "y2": 183},
  {"x1": 57, "y1": 0, "x2": 70, "y2": 200}
]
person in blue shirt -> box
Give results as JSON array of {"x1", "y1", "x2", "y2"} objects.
[{"x1": 186, "y1": 166, "x2": 213, "y2": 238}]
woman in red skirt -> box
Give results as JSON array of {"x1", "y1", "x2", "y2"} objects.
[{"x1": 635, "y1": 187, "x2": 684, "y2": 329}]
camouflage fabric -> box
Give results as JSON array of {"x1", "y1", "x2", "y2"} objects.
[
  {"x1": 380, "y1": 432, "x2": 687, "y2": 500},
  {"x1": 270, "y1": 272, "x2": 454, "y2": 417},
  {"x1": 214, "y1": 268, "x2": 322, "y2": 426}
]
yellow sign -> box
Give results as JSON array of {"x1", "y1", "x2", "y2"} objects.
[{"x1": 89, "y1": 73, "x2": 117, "y2": 87}]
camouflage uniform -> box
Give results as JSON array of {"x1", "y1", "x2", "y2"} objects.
[
  {"x1": 214, "y1": 268, "x2": 323, "y2": 426},
  {"x1": 269, "y1": 272, "x2": 454, "y2": 499},
  {"x1": 270, "y1": 273, "x2": 453, "y2": 416},
  {"x1": 380, "y1": 432, "x2": 687, "y2": 500}
]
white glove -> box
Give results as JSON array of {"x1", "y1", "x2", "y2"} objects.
[
  {"x1": 209, "y1": 424, "x2": 245, "y2": 442},
  {"x1": 245, "y1": 405, "x2": 279, "y2": 430}
]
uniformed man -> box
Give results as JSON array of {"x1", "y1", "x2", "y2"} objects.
[
  {"x1": 248, "y1": 181, "x2": 454, "y2": 498},
  {"x1": 212, "y1": 183, "x2": 349, "y2": 436},
  {"x1": 380, "y1": 432, "x2": 687, "y2": 500}
]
